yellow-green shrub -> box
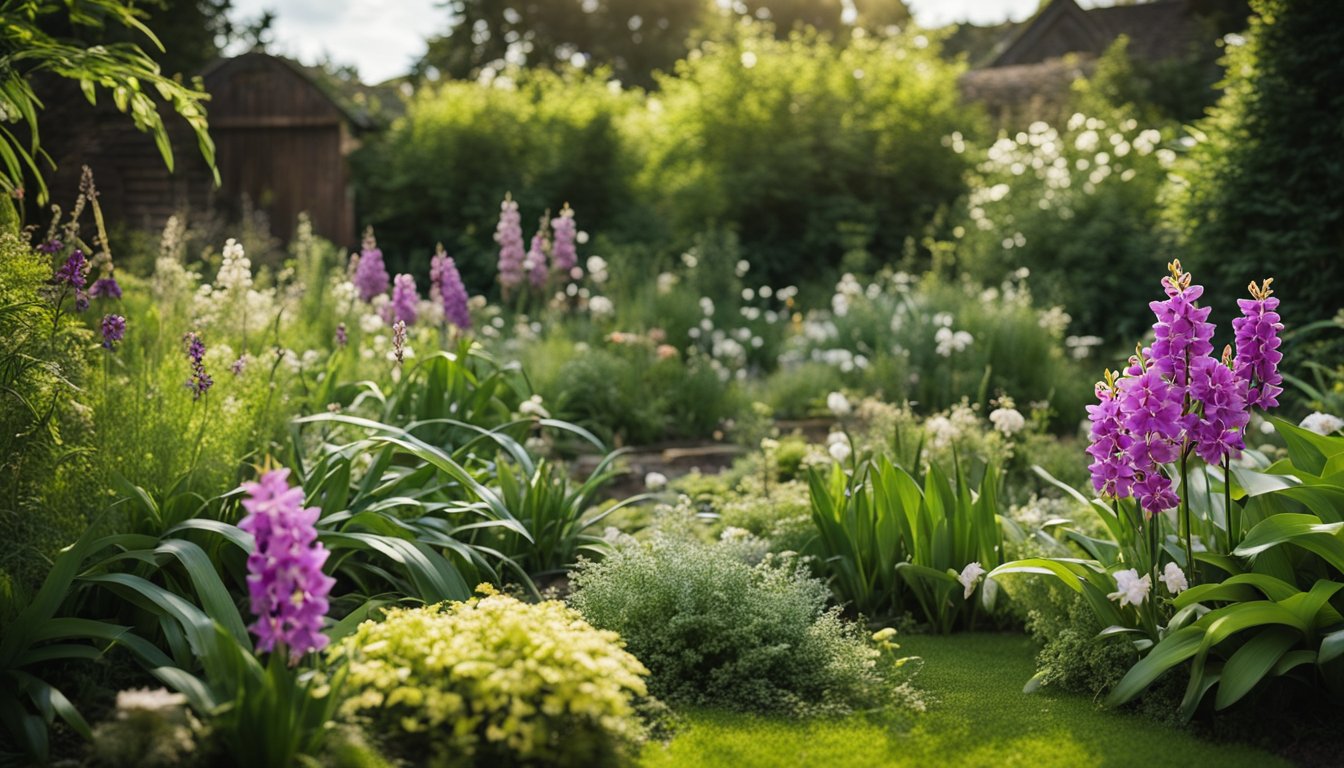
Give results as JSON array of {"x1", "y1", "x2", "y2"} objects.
[{"x1": 332, "y1": 587, "x2": 650, "y2": 768}]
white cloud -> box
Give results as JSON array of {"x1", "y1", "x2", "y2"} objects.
[{"x1": 228, "y1": 0, "x2": 439, "y2": 83}]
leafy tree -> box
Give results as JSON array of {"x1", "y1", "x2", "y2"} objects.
[
  {"x1": 1171, "y1": 0, "x2": 1344, "y2": 363},
  {"x1": 417, "y1": 0, "x2": 909, "y2": 87},
  {"x1": 638, "y1": 21, "x2": 971, "y2": 287},
  {"x1": 417, "y1": 0, "x2": 706, "y2": 87},
  {"x1": 0, "y1": 0, "x2": 218, "y2": 203}
]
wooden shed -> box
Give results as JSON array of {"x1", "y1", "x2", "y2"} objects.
[
  {"x1": 36, "y1": 52, "x2": 370, "y2": 246},
  {"x1": 201, "y1": 53, "x2": 365, "y2": 244}
]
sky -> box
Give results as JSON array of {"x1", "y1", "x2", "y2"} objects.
[{"x1": 226, "y1": 0, "x2": 1047, "y2": 84}]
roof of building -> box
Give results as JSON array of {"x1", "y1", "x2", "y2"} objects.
[{"x1": 988, "y1": 0, "x2": 1198, "y2": 68}]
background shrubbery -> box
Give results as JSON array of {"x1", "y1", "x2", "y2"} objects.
[{"x1": 356, "y1": 20, "x2": 975, "y2": 290}]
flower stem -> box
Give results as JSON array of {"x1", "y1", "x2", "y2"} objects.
[
  {"x1": 1224, "y1": 454, "x2": 1235, "y2": 551},
  {"x1": 1180, "y1": 452, "x2": 1193, "y2": 582}
]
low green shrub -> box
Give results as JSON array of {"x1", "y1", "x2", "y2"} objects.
[
  {"x1": 569, "y1": 534, "x2": 918, "y2": 716},
  {"x1": 333, "y1": 587, "x2": 651, "y2": 768}
]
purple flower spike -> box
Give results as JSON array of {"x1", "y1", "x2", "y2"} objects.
[
  {"x1": 430, "y1": 245, "x2": 471, "y2": 331},
  {"x1": 237, "y1": 468, "x2": 335, "y2": 663},
  {"x1": 526, "y1": 231, "x2": 549, "y2": 289},
  {"x1": 550, "y1": 203, "x2": 577, "y2": 278},
  {"x1": 183, "y1": 331, "x2": 212, "y2": 400},
  {"x1": 1085, "y1": 374, "x2": 1136, "y2": 499},
  {"x1": 335, "y1": 323, "x2": 348, "y2": 348},
  {"x1": 388, "y1": 273, "x2": 419, "y2": 326},
  {"x1": 37, "y1": 239, "x2": 64, "y2": 255},
  {"x1": 1233, "y1": 279, "x2": 1284, "y2": 410},
  {"x1": 353, "y1": 227, "x2": 390, "y2": 302},
  {"x1": 495, "y1": 195, "x2": 525, "y2": 290},
  {"x1": 1148, "y1": 262, "x2": 1215, "y2": 389},
  {"x1": 90, "y1": 276, "x2": 122, "y2": 299},
  {"x1": 53, "y1": 250, "x2": 88, "y2": 290},
  {"x1": 100, "y1": 314, "x2": 125, "y2": 350}
]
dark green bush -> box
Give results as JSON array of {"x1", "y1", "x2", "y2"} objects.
[{"x1": 1171, "y1": 0, "x2": 1344, "y2": 366}]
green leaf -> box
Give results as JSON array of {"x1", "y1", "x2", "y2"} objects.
[
  {"x1": 1319, "y1": 629, "x2": 1344, "y2": 665},
  {"x1": 155, "y1": 539, "x2": 249, "y2": 645},
  {"x1": 1107, "y1": 625, "x2": 1205, "y2": 706},
  {"x1": 1214, "y1": 627, "x2": 1298, "y2": 709}
]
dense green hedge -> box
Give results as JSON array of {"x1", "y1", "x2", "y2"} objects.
[{"x1": 1172, "y1": 0, "x2": 1344, "y2": 355}]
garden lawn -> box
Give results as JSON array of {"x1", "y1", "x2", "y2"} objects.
[{"x1": 640, "y1": 632, "x2": 1289, "y2": 768}]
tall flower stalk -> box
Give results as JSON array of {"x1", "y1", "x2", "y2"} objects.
[
  {"x1": 430, "y1": 243, "x2": 471, "y2": 332},
  {"x1": 352, "y1": 227, "x2": 390, "y2": 302},
  {"x1": 550, "y1": 203, "x2": 578, "y2": 279},
  {"x1": 237, "y1": 468, "x2": 335, "y2": 664},
  {"x1": 495, "y1": 193, "x2": 525, "y2": 297}
]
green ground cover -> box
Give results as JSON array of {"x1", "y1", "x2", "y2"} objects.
[{"x1": 641, "y1": 633, "x2": 1289, "y2": 768}]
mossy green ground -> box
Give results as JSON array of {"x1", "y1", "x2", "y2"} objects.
[{"x1": 640, "y1": 633, "x2": 1288, "y2": 768}]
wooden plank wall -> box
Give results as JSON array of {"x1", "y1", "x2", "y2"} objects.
[{"x1": 32, "y1": 53, "x2": 357, "y2": 249}]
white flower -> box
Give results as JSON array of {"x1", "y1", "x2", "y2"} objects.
[
  {"x1": 828, "y1": 441, "x2": 852, "y2": 463},
  {"x1": 1108, "y1": 568, "x2": 1151, "y2": 608},
  {"x1": 588, "y1": 295, "x2": 614, "y2": 317},
  {"x1": 656, "y1": 272, "x2": 679, "y2": 294},
  {"x1": 958, "y1": 562, "x2": 986, "y2": 599},
  {"x1": 1161, "y1": 562, "x2": 1189, "y2": 595},
  {"x1": 215, "y1": 238, "x2": 253, "y2": 293},
  {"x1": 934, "y1": 327, "x2": 973, "y2": 357},
  {"x1": 827, "y1": 391, "x2": 851, "y2": 417},
  {"x1": 644, "y1": 471, "x2": 668, "y2": 490},
  {"x1": 116, "y1": 687, "x2": 188, "y2": 713},
  {"x1": 519, "y1": 394, "x2": 550, "y2": 419},
  {"x1": 924, "y1": 416, "x2": 958, "y2": 450},
  {"x1": 360, "y1": 311, "x2": 384, "y2": 334},
  {"x1": 989, "y1": 407, "x2": 1026, "y2": 436},
  {"x1": 1300, "y1": 412, "x2": 1344, "y2": 436},
  {"x1": 585, "y1": 256, "x2": 609, "y2": 284},
  {"x1": 826, "y1": 431, "x2": 848, "y2": 447}
]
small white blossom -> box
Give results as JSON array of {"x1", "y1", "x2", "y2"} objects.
[
  {"x1": 1161, "y1": 562, "x2": 1188, "y2": 595},
  {"x1": 828, "y1": 441, "x2": 852, "y2": 463},
  {"x1": 519, "y1": 394, "x2": 550, "y2": 419},
  {"x1": 958, "y1": 562, "x2": 985, "y2": 599},
  {"x1": 1299, "y1": 412, "x2": 1344, "y2": 436},
  {"x1": 588, "y1": 295, "x2": 614, "y2": 317},
  {"x1": 827, "y1": 391, "x2": 851, "y2": 417},
  {"x1": 1108, "y1": 568, "x2": 1151, "y2": 608},
  {"x1": 586, "y1": 256, "x2": 609, "y2": 284},
  {"x1": 116, "y1": 687, "x2": 188, "y2": 713},
  {"x1": 989, "y1": 407, "x2": 1026, "y2": 436},
  {"x1": 644, "y1": 471, "x2": 668, "y2": 490},
  {"x1": 360, "y1": 310, "x2": 385, "y2": 333}
]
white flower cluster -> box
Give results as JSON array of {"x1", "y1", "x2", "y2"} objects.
[
  {"x1": 962, "y1": 114, "x2": 1168, "y2": 232},
  {"x1": 934, "y1": 326, "x2": 973, "y2": 357},
  {"x1": 1300, "y1": 412, "x2": 1344, "y2": 436},
  {"x1": 1064, "y1": 334, "x2": 1104, "y2": 360},
  {"x1": 922, "y1": 402, "x2": 981, "y2": 451},
  {"x1": 988, "y1": 406, "x2": 1025, "y2": 436},
  {"x1": 588, "y1": 295, "x2": 615, "y2": 318},
  {"x1": 191, "y1": 239, "x2": 281, "y2": 339}
]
